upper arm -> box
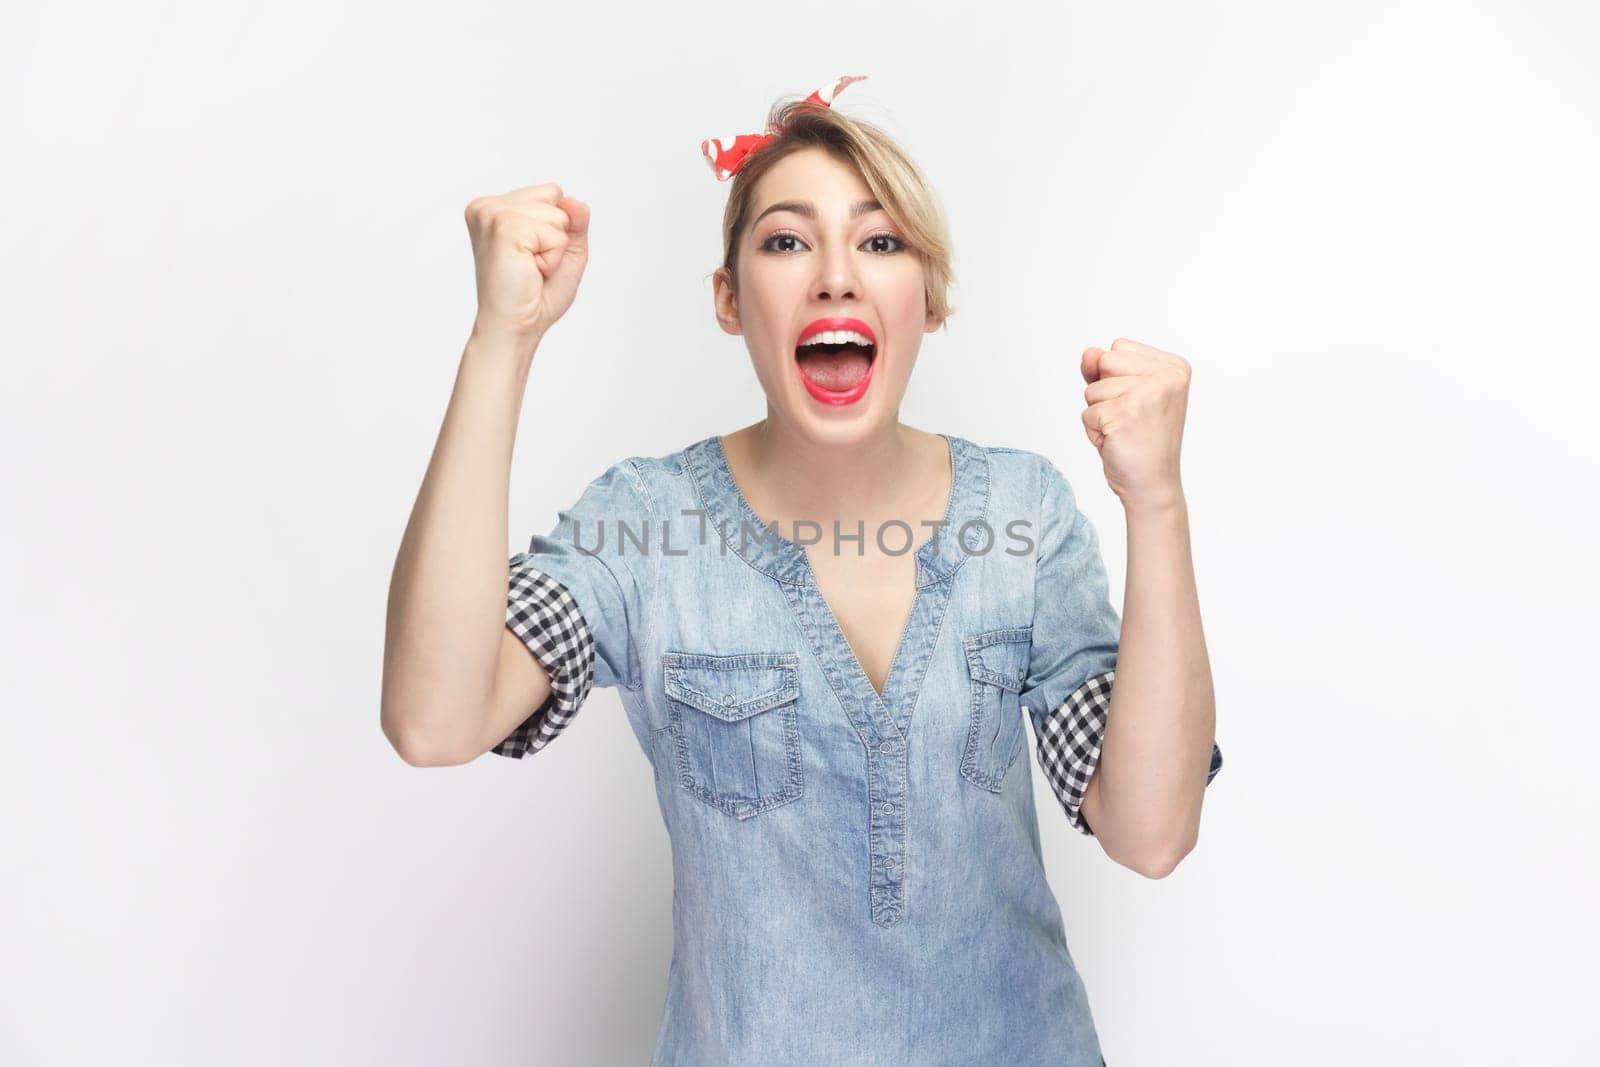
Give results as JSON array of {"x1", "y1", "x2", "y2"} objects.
[
  {"x1": 469, "y1": 625, "x2": 556, "y2": 761},
  {"x1": 1019, "y1": 457, "x2": 1121, "y2": 835},
  {"x1": 478, "y1": 459, "x2": 655, "y2": 763},
  {"x1": 1020, "y1": 457, "x2": 1225, "y2": 839}
]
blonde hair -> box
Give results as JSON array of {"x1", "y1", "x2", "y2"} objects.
[{"x1": 710, "y1": 95, "x2": 957, "y2": 330}]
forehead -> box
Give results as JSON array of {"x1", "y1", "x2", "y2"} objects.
[{"x1": 750, "y1": 146, "x2": 873, "y2": 209}]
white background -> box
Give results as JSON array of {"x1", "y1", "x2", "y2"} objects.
[{"x1": 6, "y1": 1, "x2": 1597, "y2": 1063}]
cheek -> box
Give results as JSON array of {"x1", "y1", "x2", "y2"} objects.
[
  {"x1": 737, "y1": 278, "x2": 806, "y2": 359},
  {"x1": 883, "y1": 274, "x2": 928, "y2": 339},
  {"x1": 736, "y1": 268, "x2": 799, "y2": 323}
]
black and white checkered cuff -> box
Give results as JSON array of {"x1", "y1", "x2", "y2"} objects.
[
  {"x1": 490, "y1": 565, "x2": 597, "y2": 759},
  {"x1": 1035, "y1": 668, "x2": 1117, "y2": 836},
  {"x1": 1035, "y1": 669, "x2": 1225, "y2": 836}
]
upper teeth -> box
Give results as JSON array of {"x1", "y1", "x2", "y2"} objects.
[{"x1": 802, "y1": 329, "x2": 873, "y2": 347}]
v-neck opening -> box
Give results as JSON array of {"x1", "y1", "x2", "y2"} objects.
[{"x1": 703, "y1": 430, "x2": 962, "y2": 715}]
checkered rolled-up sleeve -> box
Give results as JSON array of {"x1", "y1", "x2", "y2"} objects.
[
  {"x1": 490, "y1": 566, "x2": 597, "y2": 758},
  {"x1": 491, "y1": 459, "x2": 653, "y2": 760}
]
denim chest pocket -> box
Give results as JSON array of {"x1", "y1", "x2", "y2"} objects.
[
  {"x1": 661, "y1": 651, "x2": 804, "y2": 820},
  {"x1": 960, "y1": 626, "x2": 1033, "y2": 791}
]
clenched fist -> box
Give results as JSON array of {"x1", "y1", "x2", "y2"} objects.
[
  {"x1": 464, "y1": 182, "x2": 591, "y2": 349},
  {"x1": 1080, "y1": 338, "x2": 1192, "y2": 509}
]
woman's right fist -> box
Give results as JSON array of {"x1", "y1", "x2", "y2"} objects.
[{"x1": 464, "y1": 183, "x2": 591, "y2": 347}]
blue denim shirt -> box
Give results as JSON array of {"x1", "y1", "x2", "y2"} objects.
[{"x1": 494, "y1": 433, "x2": 1223, "y2": 1065}]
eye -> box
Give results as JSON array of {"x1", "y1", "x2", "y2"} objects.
[
  {"x1": 763, "y1": 230, "x2": 806, "y2": 254},
  {"x1": 760, "y1": 230, "x2": 909, "y2": 255}
]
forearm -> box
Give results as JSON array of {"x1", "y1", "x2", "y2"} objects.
[
  {"x1": 1090, "y1": 492, "x2": 1216, "y2": 873},
  {"x1": 381, "y1": 326, "x2": 539, "y2": 764}
]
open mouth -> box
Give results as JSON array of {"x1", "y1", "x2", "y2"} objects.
[{"x1": 793, "y1": 318, "x2": 879, "y2": 405}]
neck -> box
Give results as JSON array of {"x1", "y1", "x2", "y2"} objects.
[{"x1": 728, "y1": 416, "x2": 923, "y2": 534}]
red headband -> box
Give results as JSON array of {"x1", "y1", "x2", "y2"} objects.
[{"x1": 699, "y1": 74, "x2": 869, "y2": 181}]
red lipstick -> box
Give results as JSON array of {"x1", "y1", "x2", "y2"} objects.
[{"x1": 796, "y1": 316, "x2": 877, "y2": 347}]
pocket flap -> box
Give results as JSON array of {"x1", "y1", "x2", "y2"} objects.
[
  {"x1": 663, "y1": 651, "x2": 801, "y2": 722},
  {"x1": 963, "y1": 626, "x2": 1032, "y2": 693}
]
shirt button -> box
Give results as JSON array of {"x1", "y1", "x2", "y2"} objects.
[
  {"x1": 722, "y1": 694, "x2": 735, "y2": 706},
  {"x1": 878, "y1": 740, "x2": 900, "y2": 755},
  {"x1": 881, "y1": 803, "x2": 895, "y2": 815}
]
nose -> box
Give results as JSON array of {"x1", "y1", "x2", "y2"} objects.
[{"x1": 810, "y1": 240, "x2": 863, "y2": 303}]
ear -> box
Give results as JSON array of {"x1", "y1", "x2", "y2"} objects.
[
  {"x1": 923, "y1": 304, "x2": 944, "y2": 334},
  {"x1": 712, "y1": 267, "x2": 743, "y2": 336}
]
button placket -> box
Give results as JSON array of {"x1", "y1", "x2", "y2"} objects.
[{"x1": 868, "y1": 740, "x2": 909, "y2": 926}]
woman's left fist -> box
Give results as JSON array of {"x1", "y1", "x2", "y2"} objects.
[{"x1": 1080, "y1": 338, "x2": 1191, "y2": 509}]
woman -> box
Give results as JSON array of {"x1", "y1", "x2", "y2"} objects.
[{"x1": 382, "y1": 75, "x2": 1223, "y2": 1066}]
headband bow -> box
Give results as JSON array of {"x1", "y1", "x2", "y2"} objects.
[{"x1": 699, "y1": 74, "x2": 869, "y2": 181}]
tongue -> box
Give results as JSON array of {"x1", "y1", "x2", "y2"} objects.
[{"x1": 796, "y1": 347, "x2": 871, "y2": 391}]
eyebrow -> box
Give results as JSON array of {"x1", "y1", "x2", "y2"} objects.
[{"x1": 752, "y1": 198, "x2": 885, "y2": 227}]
